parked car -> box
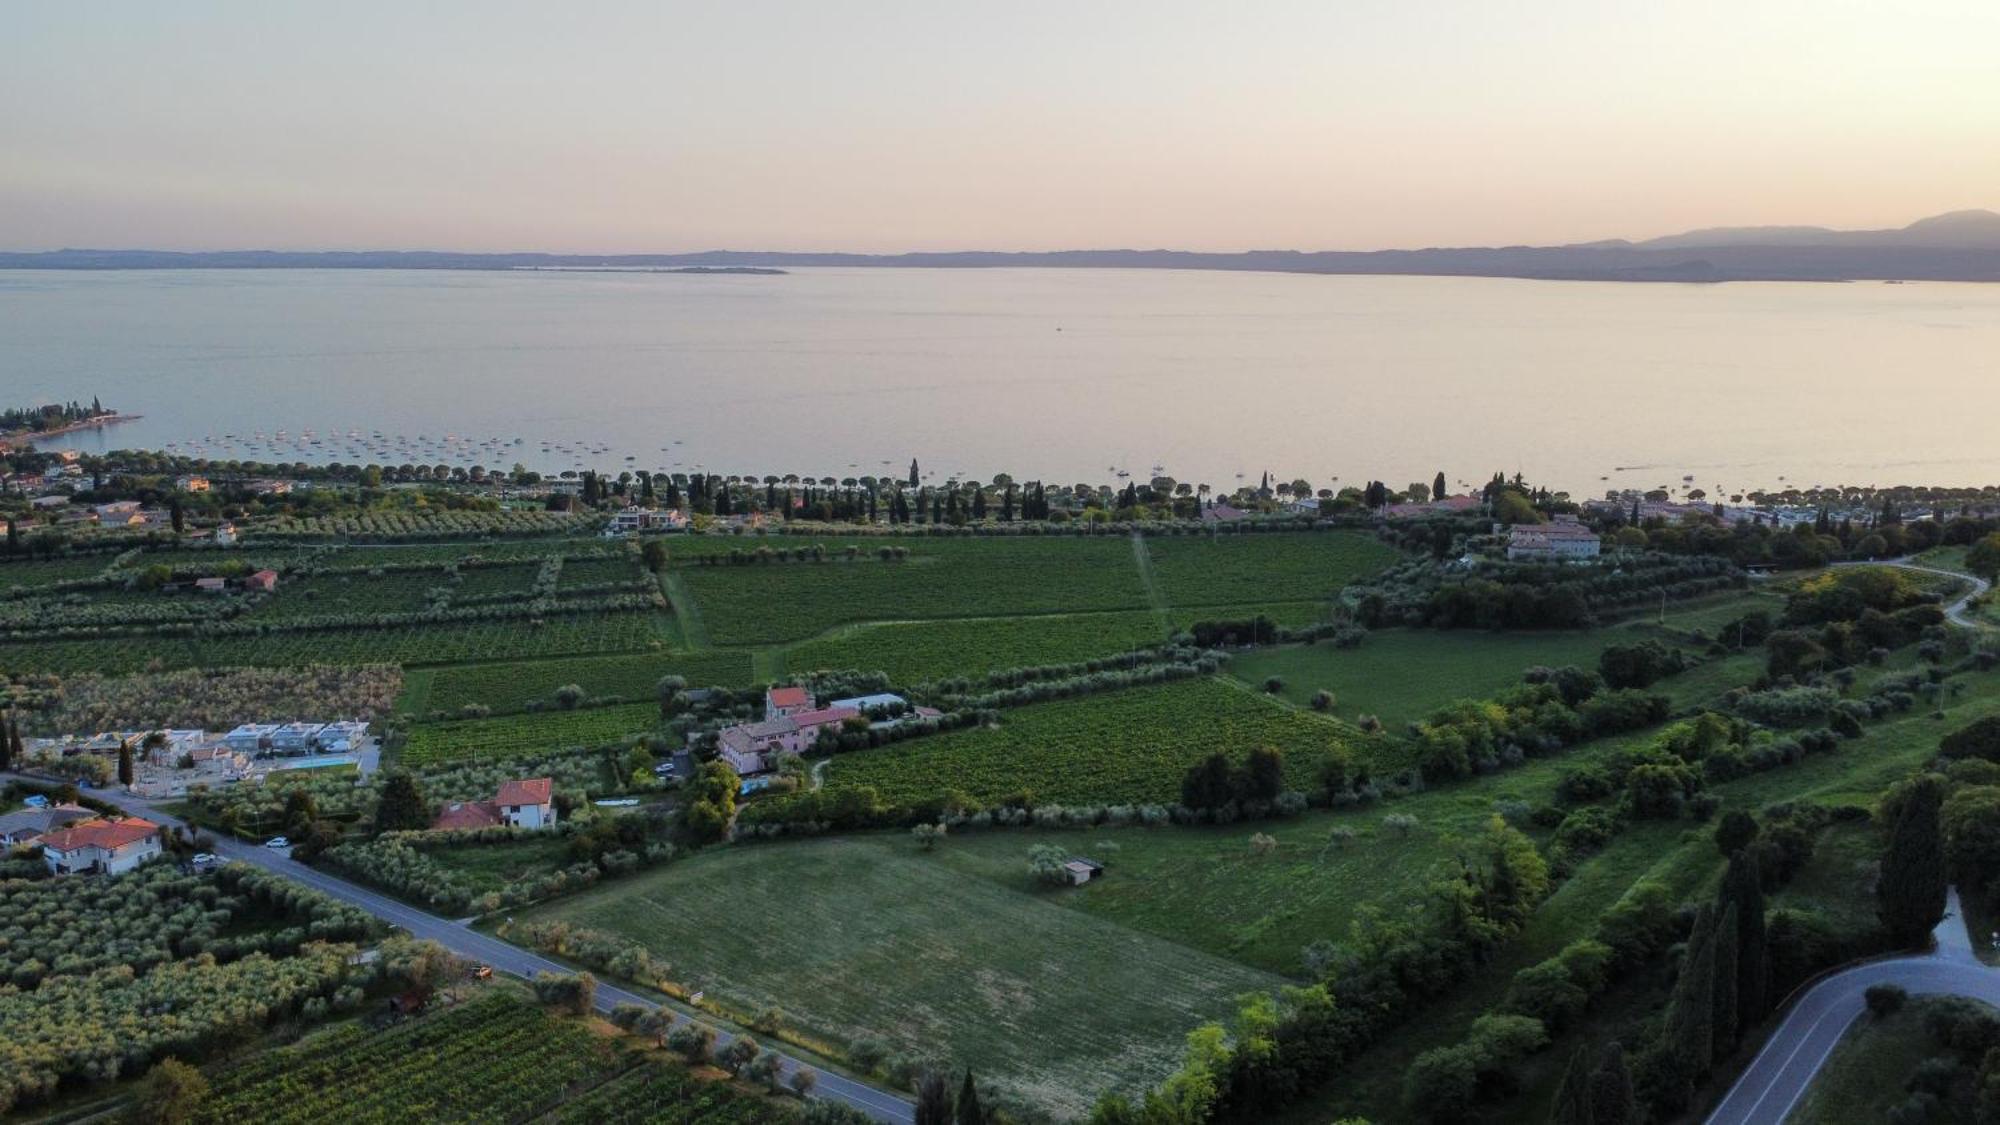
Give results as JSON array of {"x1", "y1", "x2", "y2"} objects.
[
  {"x1": 191, "y1": 852, "x2": 220, "y2": 867},
  {"x1": 263, "y1": 836, "x2": 290, "y2": 849},
  {"x1": 472, "y1": 964, "x2": 494, "y2": 980}
]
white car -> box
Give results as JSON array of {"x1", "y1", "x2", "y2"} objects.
[
  {"x1": 263, "y1": 836, "x2": 291, "y2": 849},
  {"x1": 191, "y1": 852, "x2": 220, "y2": 867}
]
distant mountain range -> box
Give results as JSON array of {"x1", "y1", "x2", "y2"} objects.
[{"x1": 7, "y1": 210, "x2": 2000, "y2": 282}]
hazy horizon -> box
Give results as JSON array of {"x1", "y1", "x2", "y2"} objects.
[{"x1": 6, "y1": 1, "x2": 1999, "y2": 255}]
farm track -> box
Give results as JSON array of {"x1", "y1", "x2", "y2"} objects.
[
  {"x1": 1129, "y1": 532, "x2": 1175, "y2": 639},
  {"x1": 656, "y1": 570, "x2": 712, "y2": 649}
]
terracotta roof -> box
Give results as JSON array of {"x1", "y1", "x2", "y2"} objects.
[
  {"x1": 40, "y1": 817, "x2": 159, "y2": 852},
  {"x1": 495, "y1": 777, "x2": 553, "y2": 807},
  {"x1": 766, "y1": 686, "x2": 810, "y2": 709},
  {"x1": 432, "y1": 801, "x2": 502, "y2": 830},
  {"x1": 790, "y1": 706, "x2": 860, "y2": 728}
]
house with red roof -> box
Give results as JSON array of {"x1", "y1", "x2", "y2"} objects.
[
  {"x1": 715, "y1": 688, "x2": 861, "y2": 775},
  {"x1": 40, "y1": 817, "x2": 163, "y2": 876},
  {"x1": 244, "y1": 568, "x2": 279, "y2": 593},
  {"x1": 430, "y1": 777, "x2": 556, "y2": 831},
  {"x1": 764, "y1": 685, "x2": 812, "y2": 717}
]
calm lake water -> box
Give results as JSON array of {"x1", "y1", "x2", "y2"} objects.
[{"x1": 3, "y1": 267, "x2": 1997, "y2": 497}]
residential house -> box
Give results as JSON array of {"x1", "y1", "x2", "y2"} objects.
[
  {"x1": 271, "y1": 723, "x2": 325, "y2": 753},
  {"x1": 248, "y1": 479, "x2": 293, "y2": 496},
  {"x1": 222, "y1": 723, "x2": 282, "y2": 753},
  {"x1": 1506, "y1": 515, "x2": 1602, "y2": 562},
  {"x1": 495, "y1": 778, "x2": 555, "y2": 828},
  {"x1": 243, "y1": 568, "x2": 279, "y2": 593},
  {"x1": 1384, "y1": 495, "x2": 1484, "y2": 519},
  {"x1": 765, "y1": 686, "x2": 812, "y2": 718},
  {"x1": 175, "y1": 475, "x2": 211, "y2": 493},
  {"x1": 28, "y1": 494, "x2": 68, "y2": 510},
  {"x1": 0, "y1": 803, "x2": 95, "y2": 846},
  {"x1": 213, "y1": 523, "x2": 238, "y2": 546},
  {"x1": 605, "y1": 507, "x2": 689, "y2": 535},
  {"x1": 430, "y1": 777, "x2": 557, "y2": 831},
  {"x1": 93, "y1": 500, "x2": 142, "y2": 522},
  {"x1": 39, "y1": 817, "x2": 163, "y2": 876},
  {"x1": 315, "y1": 721, "x2": 370, "y2": 752},
  {"x1": 715, "y1": 700, "x2": 860, "y2": 775},
  {"x1": 1201, "y1": 502, "x2": 1248, "y2": 523}
]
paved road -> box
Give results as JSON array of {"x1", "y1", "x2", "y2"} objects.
[
  {"x1": 1835, "y1": 557, "x2": 1993, "y2": 629},
  {"x1": 1707, "y1": 890, "x2": 1998, "y2": 1124},
  {"x1": 22, "y1": 777, "x2": 914, "y2": 1124}
]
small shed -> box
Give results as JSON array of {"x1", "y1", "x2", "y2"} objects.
[{"x1": 1063, "y1": 858, "x2": 1105, "y2": 886}]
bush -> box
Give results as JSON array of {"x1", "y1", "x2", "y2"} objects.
[
  {"x1": 1310, "y1": 690, "x2": 1335, "y2": 712},
  {"x1": 1866, "y1": 983, "x2": 1908, "y2": 1018}
]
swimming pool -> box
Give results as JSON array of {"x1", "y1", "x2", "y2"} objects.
[{"x1": 278, "y1": 756, "x2": 355, "y2": 770}]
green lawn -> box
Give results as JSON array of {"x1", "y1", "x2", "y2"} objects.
[{"x1": 511, "y1": 834, "x2": 1285, "y2": 1118}]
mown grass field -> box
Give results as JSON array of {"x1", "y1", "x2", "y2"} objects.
[
  {"x1": 513, "y1": 834, "x2": 1286, "y2": 1119},
  {"x1": 1228, "y1": 589, "x2": 1785, "y2": 729},
  {"x1": 398, "y1": 650, "x2": 754, "y2": 717},
  {"x1": 823, "y1": 678, "x2": 1387, "y2": 807},
  {"x1": 777, "y1": 611, "x2": 1170, "y2": 683},
  {"x1": 399, "y1": 702, "x2": 657, "y2": 766}
]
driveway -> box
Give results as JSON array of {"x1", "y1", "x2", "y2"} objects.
[
  {"x1": 17, "y1": 776, "x2": 914, "y2": 1124},
  {"x1": 1706, "y1": 890, "x2": 1997, "y2": 1124}
]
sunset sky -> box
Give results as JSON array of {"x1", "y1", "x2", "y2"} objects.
[{"x1": 4, "y1": 0, "x2": 1997, "y2": 253}]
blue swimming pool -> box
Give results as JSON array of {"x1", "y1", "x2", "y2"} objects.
[{"x1": 280, "y1": 756, "x2": 354, "y2": 770}]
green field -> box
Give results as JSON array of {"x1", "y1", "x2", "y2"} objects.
[
  {"x1": 399, "y1": 702, "x2": 658, "y2": 766},
  {"x1": 399, "y1": 651, "x2": 754, "y2": 717},
  {"x1": 1229, "y1": 589, "x2": 1785, "y2": 729},
  {"x1": 677, "y1": 537, "x2": 1151, "y2": 645},
  {"x1": 1142, "y1": 531, "x2": 1401, "y2": 608},
  {"x1": 512, "y1": 835, "x2": 1286, "y2": 1118},
  {"x1": 778, "y1": 610, "x2": 1170, "y2": 683},
  {"x1": 822, "y1": 677, "x2": 1385, "y2": 807}
]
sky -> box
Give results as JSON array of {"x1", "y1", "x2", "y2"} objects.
[{"x1": 3, "y1": 0, "x2": 1998, "y2": 254}]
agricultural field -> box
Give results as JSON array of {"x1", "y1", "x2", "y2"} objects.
[
  {"x1": 399, "y1": 651, "x2": 753, "y2": 717},
  {"x1": 513, "y1": 835, "x2": 1286, "y2": 1118},
  {"x1": 241, "y1": 572, "x2": 441, "y2": 620},
  {"x1": 0, "y1": 555, "x2": 117, "y2": 588},
  {"x1": 549, "y1": 1061, "x2": 781, "y2": 1125},
  {"x1": 1229, "y1": 589, "x2": 1782, "y2": 729},
  {"x1": 190, "y1": 610, "x2": 680, "y2": 668},
  {"x1": 1165, "y1": 600, "x2": 1332, "y2": 631},
  {"x1": 446, "y1": 562, "x2": 540, "y2": 599},
  {"x1": 558, "y1": 554, "x2": 646, "y2": 589},
  {"x1": 777, "y1": 611, "x2": 1170, "y2": 684},
  {"x1": 192, "y1": 993, "x2": 632, "y2": 1125},
  {"x1": 1142, "y1": 531, "x2": 1400, "y2": 608},
  {"x1": 399, "y1": 701, "x2": 658, "y2": 766},
  {"x1": 676, "y1": 537, "x2": 1150, "y2": 645},
  {"x1": 419, "y1": 834, "x2": 576, "y2": 894},
  {"x1": 256, "y1": 508, "x2": 597, "y2": 538},
  {"x1": 822, "y1": 678, "x2": 1383, "y2": 807}
]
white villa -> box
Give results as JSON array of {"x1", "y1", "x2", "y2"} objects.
[{"x1": 1506, "y1": 515, "x2": 1602, "y2": 562}]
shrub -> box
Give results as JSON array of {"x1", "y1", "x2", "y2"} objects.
[{"x1": 1866, "y1": 983, "x2": 1908, "y2": 1018}]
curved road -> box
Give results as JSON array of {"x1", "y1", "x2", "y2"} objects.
[
  {"x1": 1834, "y1": 557, "x2": 1992, "y2": 629},
  {"x1": 1707, "y1": 890, "x2": 1996, "y2": 1124},
  {"x1": 17, "y1": 776, "x2": 914, "y2": 1124}
]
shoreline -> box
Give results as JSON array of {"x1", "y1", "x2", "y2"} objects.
[{"x1": 3, "y1": 413, "x2": 143, "y2": 445}]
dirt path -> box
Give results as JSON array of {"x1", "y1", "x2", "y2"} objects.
[
  {"x1": 1837, "y1": 558, "x2": 1992, "y2": 629},
  {"x1": 1129, "y1": 532, "x2": 1174, "y2": 638},
  {"x1": 656, "y1": 569, "x2": 712, "y2": 649}
]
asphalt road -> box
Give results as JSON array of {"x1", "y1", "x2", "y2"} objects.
[
  {"x1": 25, "y1": 777, "x2": 915, "y2": 1124},
  {"x1": 1706, "y1": 890, "x2": 1999, "y2": 1124},
  {"x1": 1834, "y1": 557, "x2": 1993, "y2": 629}
]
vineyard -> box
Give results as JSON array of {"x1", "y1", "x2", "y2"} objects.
[
  {"x1": 399, "y1": 702, "x2": 660, "y2": 766},
  {"x1": 192, "y1": 993, "x2": 632, "y2": 1125},
  {"x1": 401, "y1": 651, "x2": 753, "y2": 718},
  {"x1": 678, "y1": 536, "x2": 1148, "y2": 644},
  {"x1": 824, "y1": 678, "x2": 1382, "y2": 806},
  {"x1": 549, "y1": 1060, "x2": 781, "y2": 1124},
  {"x1": 1142, "y1": 531, "x2": 1399, "y2": 608},
  {"x1": 255, "y1": 508, "x2": 598, "y2": 539},
  {"x1": 780, "y1": 611, "x2": 1168, "y2": 684}
]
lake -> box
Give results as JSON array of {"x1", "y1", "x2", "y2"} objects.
[{"x1": 3, "y1": 267, "x2": 1997, "y2": 498}]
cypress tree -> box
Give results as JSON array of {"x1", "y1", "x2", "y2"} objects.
[
  {"x1": 1659, "y1": 904, "x2": 1717, "y2": 1106},
  {"x1": 955, "y1": 1072, "x2": 983, "y2": 1125},
  {"x1": 1879, "y1": 775, "x2": 1948, "y2": 947},
  {"x1": 1588, "y1": 1043, "x2": 1636, "y2": 1125},
  {"x1": 117, "y1": 739, "x2": 134, "y2": 787},
  {"x1": 1551, "y1": 1045, "x2": 1595, "y2": 1125},
  {"x1": 1711, "y1": 902, "x2": 1740, "y2": 1058},
  {"x1": 375, "y1": 772, "x2": 431, "y2": 833},
  {"x1": 1002, "y1": 484, "x2": 1015, "y2": 521},
  {"x1": 1433, "y1": 471, "x2": 1447, "y2": 501},
  {"x1": 1723, "y1": 851, "x2": 1769, "y2": 1025},
  {"x1": 972, "y1": 488, "x2": 986, "y2": 520},
  {"x1": 908, "y1": 459, "x2": 920, "y2": 489},
  {"x1": 1, "y1": 715, "x2": 14, "y2": 771},
  {"x1": 8, "y1": 716, "x2": 22, "y2": 767},
  {"x1": 914, "y1": 1072, "x2": 951, "y2": 1125}
]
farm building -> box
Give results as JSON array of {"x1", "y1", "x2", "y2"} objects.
[
  {"x1": 243, "y1": 568, "x2": 279, "y2": 592},
  {"x1": 1505, "y1": 515, "x2": 1601, "y2": 562},
  {"x1": 1063, "y1": 858, "x2": 1105, "y2": 886}
]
